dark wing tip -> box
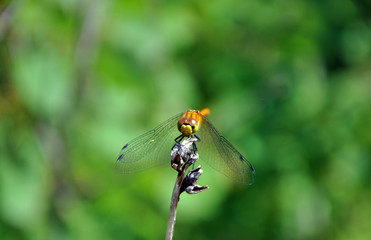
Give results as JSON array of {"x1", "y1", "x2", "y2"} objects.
[
  {"x1": 238, "y1": 154, "x2": 255, "y2": 184},
  {"x1": 116, "y1": 144, "x2": 128, "y2": 162},
  {"x1": 249, "y1": 164, "x2": 255, "y2": 173},
  {"x1": 117, "y1": 154, "x2": 124, "y2": 162},
  {"x1": 122, "y1": 143, "x2": 129, "y2": 150}
]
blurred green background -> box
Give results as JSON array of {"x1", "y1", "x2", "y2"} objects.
[{"x1": 1, "y1": 0, "x2": 371, "y2": 239}]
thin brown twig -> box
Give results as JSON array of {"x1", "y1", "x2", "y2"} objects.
[
  {"x1": 166, "y1": 139, "x2": 208, "y2": 240},
  {"x1": 166, "y1": 166, "x2": 188, "y2": 240}
]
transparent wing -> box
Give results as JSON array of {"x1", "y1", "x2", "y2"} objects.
[
  {"x1": 196, "y1": 116, "x2": 255, "y2": 185},
  {"x1": 115, "y1": 113, "x2": 183, "y2": 173}
]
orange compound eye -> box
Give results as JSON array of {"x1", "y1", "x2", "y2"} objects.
[
  {"x1": 178, "y1": 117, "x2": 187, "y2": 125},
  {"x1": 188, "y1": 118, "x2": 199, "y2": 134},
  {"x1": 188, "y1": 118, "x2": 198, "y2": 126}
]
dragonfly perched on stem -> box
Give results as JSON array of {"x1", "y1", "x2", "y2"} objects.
[{"x1": 116, "y1": 108, "x2": 255, "y2": 185}]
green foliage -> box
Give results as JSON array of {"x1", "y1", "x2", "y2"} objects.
[{"x1": 1, "y1": 0, "x2": 371, "y2": 239}]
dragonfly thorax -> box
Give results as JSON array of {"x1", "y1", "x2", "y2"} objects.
[{"x1": 178, "y1": 117, "x2": 199, "y2": 137}]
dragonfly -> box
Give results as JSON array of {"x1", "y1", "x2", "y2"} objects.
[{"x1": 116, "y1": 108, "x2": 255, "y2": 185}]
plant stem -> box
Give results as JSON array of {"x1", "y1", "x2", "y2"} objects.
[
  {"x1": 166, "y1": 170, "x2": 186, "y2": 240},
  {"x1": 166, "y1": 138, "x2": 206, "y2": 239}
]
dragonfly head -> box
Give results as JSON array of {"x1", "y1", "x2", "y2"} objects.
[{"x1": 178, "y1": 117, "x2": 199, "y2": 137}]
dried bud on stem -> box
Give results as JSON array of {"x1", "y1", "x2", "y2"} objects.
[{"x1": 181, "y1": 165, "x2": 209, "y2": 194}]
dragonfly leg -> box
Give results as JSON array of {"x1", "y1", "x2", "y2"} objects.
[
  {"x1": 194, "y1": 134, "x2": 201, "y2": 142},
  {"x1": 191, "y1": 134, "x2": 201, "y2": 153},
  {"x1": 174, "y1": 135, "x2": 184, "y2": 143}
]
